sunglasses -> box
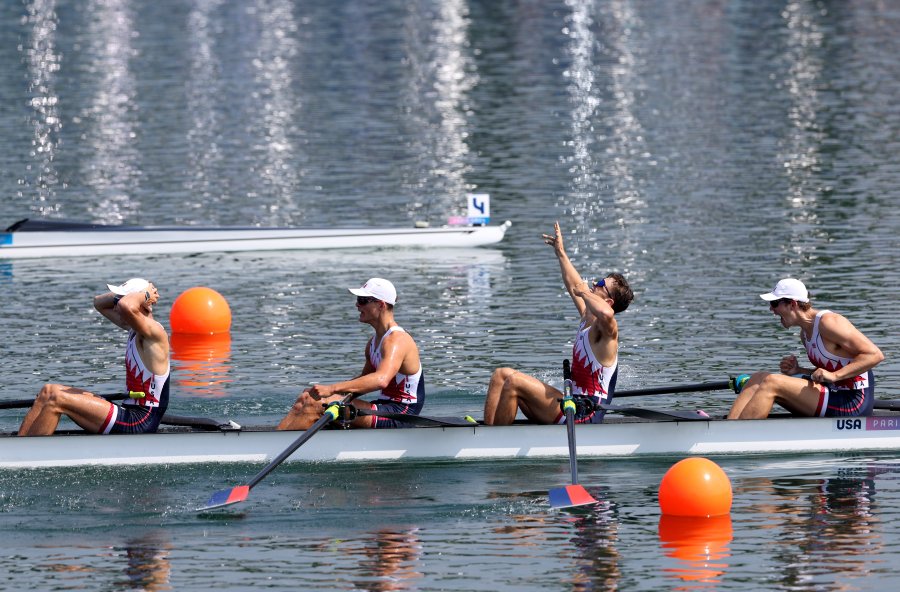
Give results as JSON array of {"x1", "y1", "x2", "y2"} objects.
[
  {"x1": 356, "y1": 296, "x2": 379, "y2": 306},
  {"x1": 594, "y1": 278, "x2": 613, "y2": 300},
  {"x1": 769, "y1": 298, "x2": 792, "y2": 309}
]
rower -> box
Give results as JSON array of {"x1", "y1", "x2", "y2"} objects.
[
  {"x1": 17, "y1": 278, "x2": 171, "y2": 436},
  {"x1": 728, "y1": 278, "x2": 884, "y2": 420},
  {"x1": 482, "y1": 221, "x2": 634, "y2": 425},
  {"x1": 277, "y1": 278, "x2": 425, "y2": 430}
]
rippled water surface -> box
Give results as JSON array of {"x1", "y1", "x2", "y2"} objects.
[{"x1": 2, "y1": 0, "x2": 900, "y2": 590}]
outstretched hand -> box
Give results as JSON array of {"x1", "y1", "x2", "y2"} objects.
[{"x1": 542, "y1": 221, "x2": 566, "y2": 257}]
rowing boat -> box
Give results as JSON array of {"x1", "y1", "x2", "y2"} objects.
[
  {"x1": 3, "y1": 412, "x2": 900, "y2": 469},
  {"x1": 0, "y1": 218, "x2": 511, "y2": 259}
]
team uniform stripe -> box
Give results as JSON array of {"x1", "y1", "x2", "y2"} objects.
[
  {"x1": 815, "y1": 386, "x2": 827, "y2": 417},
  {"x1": 101, "y1": 403, "x2": 117, "y2": 434}
]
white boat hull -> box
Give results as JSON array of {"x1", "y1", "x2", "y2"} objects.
[
  {"x1": 2, "y1": 414, "x2": 899, "y2": 469},
  {"x1": 0, "y1": 222, "x2": 511, "y2": 259}
]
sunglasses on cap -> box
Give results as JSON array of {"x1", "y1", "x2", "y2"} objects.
[{"x1": 356, "y1": 296, "x2": 379, "y2": 306}]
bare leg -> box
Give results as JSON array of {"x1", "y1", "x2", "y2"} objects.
[
  {"x1": 729, "y1": 374, "x2": 825, "y2": 419},
  {"x1": 486, "y1": 369, "x2": 563, "y2": 426},
  {"x1": 18, "y1": 384, "x2": 113, "y2": 436},
  {"x1": 726, "y1": 372, "x2": 767, "y2": 419},
  {"x1": 277, "y1": 391, "x2": 321, "y2": 430},
  {"x1": 484, "y1": 367, "x2": 516, "y2": 425}
]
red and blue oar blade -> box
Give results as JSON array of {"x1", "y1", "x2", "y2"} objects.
[
  {"x1": 548, "y1": 484, "x2": 597, "y2": 509},
  {"x1": 199, "y1": 485, "x2": 250, "y2": 512}
]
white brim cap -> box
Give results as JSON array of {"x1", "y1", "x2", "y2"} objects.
[
  {"x1": 108, "y1": 278, "x2": 150, "y2": 296},
  {"x1": 348, "y1": 277, "x2": 397, "y2": 305},
  {"x1": 760, "y1": 278, "x2": 809, "y2": 303}
]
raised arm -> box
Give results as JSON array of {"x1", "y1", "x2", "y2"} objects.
[
  {"x1": 115, "y1": 285, "x2": 162, "y2": 339},
  {"x1": 94, "y1": 291, "x2": 130, "y2": 330},
  {"x1": 574, "y1": 283, "x2": 617, "y2": 336},
  {"x1": 542, "y1": 221, "x2": 590, "y2": 318}
]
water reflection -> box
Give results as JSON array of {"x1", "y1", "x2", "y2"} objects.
[
  {"x1": 22, "y1": 0, "x2": 62, "y2": 214},
  {"x1": 245, "y1": 0, "x2": 304, "y2": 225},
  {"x1": 658, "y1": 514, "x2": 733, "y2": 587},
  {"x1": 15, "y1": 532, "x2": 172, "y2": 591},
  {"x1": 778, "y1": 0, "x2": 827, "y2": 262},
  {"x1": 115, "y1": 532, "x2": 172, "y2": 591},
  {"x1": 561, "y1": 0, "x2": 648, "y2": 265},
  {"x1": 494, "y1": 488, "x2": 621, "y2": 590},
  {"x1": 773, "y1": 474, "x2": 880, "y2": 587},
  {"x1": 559, "y1": 0, "x2": 600, "y2": 249},
  {"x1": 351, "y1": 528, "x2": 423, "y2": 592},
  {"x1": 169, "y1": 332, "x2": 233, "y2": 397},
  {"x1": 184, "y1": 0, "x2": 226, "y2": 219},
  {"x1": 743, "y1": 459, "x2": 894, "y2": 588},
  {"x1": 82, "y1": 0, "x2": 141, "y2": 224},
  {"x1": 400, "y1": 0, "x2": 477, "y2": 222},
  {"x1": 562, "y1": 497, "x2": 621, "y2": 591}
]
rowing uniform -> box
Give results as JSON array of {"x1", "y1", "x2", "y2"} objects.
[
  {"x1": 364, "y1": 326, "x2": 424, "y2": 429},
  {"x1": 555, "y1": 321, "x2": 618, "y2": 424},
  {"x1": 100, "y1": 330, "x2": 171, "y2": 434},
  {"x1": 803, "y1": 310, "x2": 874, "y2": 417}
]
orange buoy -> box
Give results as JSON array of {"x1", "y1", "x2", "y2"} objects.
[
  {"x1": 169, "y1": 287, "x2": 232, "y2": 334},
  {"x1": 658, "y1": 457, "x2": 732, "y2": 517}
]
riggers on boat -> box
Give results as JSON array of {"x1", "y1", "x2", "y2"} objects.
[
  {"x1": 4, "y1": 408, "x2": 900, "y2": 469},
  {"x1": 0, "y1": 217, "x2": 511, "y2": 259}
]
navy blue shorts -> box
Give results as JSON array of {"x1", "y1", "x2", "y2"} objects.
[
  {"x1": 820, "y1": 372, "x2": 875, "y2": 417},
  {"x1": 104, "y1": 404, "x2": 166, "y2": 434},
  {"x1": 368, "y1": 399, "x2": 424, "y2": 429}
]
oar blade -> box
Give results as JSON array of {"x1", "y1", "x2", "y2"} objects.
[
  {"x1": 549, "y1": 484, "x2": 597, "y2": 509},
  {"x1": 199, "y1": 485, "x2": 250, "y2": 512}
]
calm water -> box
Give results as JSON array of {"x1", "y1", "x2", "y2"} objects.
[{"x1": 2, "y1": 0, "x2": 900, "y2": 589}]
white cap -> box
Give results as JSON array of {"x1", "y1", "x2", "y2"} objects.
[
  {"x1": 760, "y1": 278, "x2": 809, "y2": 303},
  {"x1": 349, "y1": 278, "x2": 397, "y2": 305},
  {"x1": 107, "y1": 278, "x2": 150, "y2": 296}
]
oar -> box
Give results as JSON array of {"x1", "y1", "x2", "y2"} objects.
[
  {"x1": 0, "y1": 392, "x2": 130, "y2": 410},
  {"x1": 614, "y1": 380, "x2": 734, "y2": 398},
  {"x1": 548, "y1": 360, "x2": 597, "y2": 509},
  {"x1": 600, "y1": 403, "x2": 712, "y2": 421},
  {"x1": 160, "y1": 413, "x2": 241, "y2": 431},
  {"x1": 354, "y1": 408, "x2": 476, "y2": 427},
  {"x1": 198, "y1": 395, "x2": 352, "y2": 512}
]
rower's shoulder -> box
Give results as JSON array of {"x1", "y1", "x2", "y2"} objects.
[
  {"x1": 385, "y1": 326, "x2": 419, "y2": 349},
  {"x1": 817, "y1": 309, "x2": 854, "y2": 330},
  {"x1": 585, "y1": 312, "x2": 617, "y2": 340}
]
